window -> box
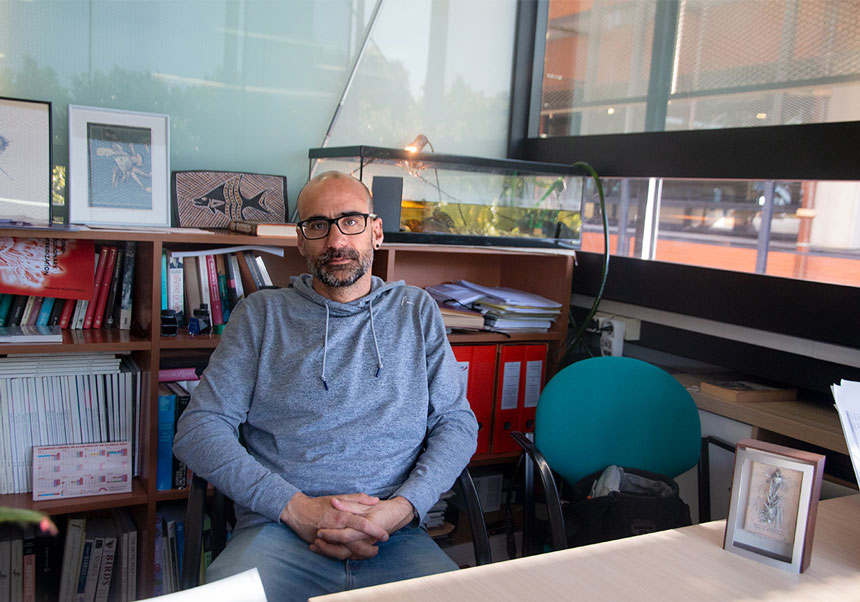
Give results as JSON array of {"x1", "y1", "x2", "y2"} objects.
[{"x1": 536, "y1": 0, "x2": 860, "y2": 288}]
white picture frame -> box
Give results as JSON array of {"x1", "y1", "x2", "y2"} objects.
[
  {"x1": 723, "y1": 438, "x2": 825, "y2": 573},
  {"x1": 68, "y1": 105, "x2": 170, "y2": 227},
  {"x1": 0, "y1": 96, "x2": 52, "y2": 223}
]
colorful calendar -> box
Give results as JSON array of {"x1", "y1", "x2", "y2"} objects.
[{"x1": 32, "y1": 441, "x2": 132, "y2": 500}]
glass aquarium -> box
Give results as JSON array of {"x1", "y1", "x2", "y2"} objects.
[{"x1": 308, "y1": 146, "x2": 583, "y2": 248}]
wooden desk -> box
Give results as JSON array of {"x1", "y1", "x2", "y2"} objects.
[
  {"x1": 674, "y1": 374, "x2": 848, "y2": 455},
  {"x1": 311, "y1": 495, "x2": 860, "y2": 601}
]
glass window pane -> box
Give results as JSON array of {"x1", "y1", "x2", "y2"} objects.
[
  {"x1": 580, "y1": 176, "x2": 860, "y2": 287},
  {"x1": 540, "y1": 0, "x2": 860, "y2": 136}
]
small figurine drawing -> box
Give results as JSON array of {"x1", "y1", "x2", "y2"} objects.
[
  {"x1": 0, "y1": 135, "x2": 12, "y2": 180},
  {"x1": 759, "y1": 467, "x2": 784, "y2": 526},
  {"x1": 96, "y1": 142, "x2": 152, "y2": 193}
]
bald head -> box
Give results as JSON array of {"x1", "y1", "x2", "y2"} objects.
[{"x1": 296, "y1": 171, "x2": 372, "y2": 219}]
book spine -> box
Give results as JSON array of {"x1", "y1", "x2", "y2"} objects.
[
  {"x1": 22, "y1": 296, "x2": 41, "y2": 326},
  {"x1": 18, "y1": 296, "x2": 36, "y2": 327},
  {"x1": 160, "y1": 250, "x2": 168, "y2": 312},
  {"x1": 0, "y1": 294, "x2": 12, "y2": 326},
  {"x1": 22, "y1": 528, "x2": 35, "y2": 602},
  {"x1": 83, "y1": 247, "x2": 110, "y2": 330},
  {"x1": 170, "y1": 385, "x2": 191, "y2": 489},
  {"x1": 93, "y1": 536, "x2": 115, "y2": 602},
  {"x1": 6, "y1": 296, "x2": 27, "y2": 327},
  {"x1": 228, "y1": 253, "x2": 245, "y2": 302},
  {"x1": 205, "y1": 255, "x2": 223, "y2": 325},
  {"x1": 216, "y1": 254, "x2": 231, "y2": 322},
  {"x1": 166, "y1": 253, "x2": 185, "y2": 326},
  {"x1": 47, "y1": 298, "x2": 64, "y2": 327},
  {"x1": 196, "y1": 253, "x2": 211, "y2": 319},
  {"x1": 72, "y1": 539, "x2": 92, "y2": 602},
  {"x1": 92, "y1": 246, "x2": 118, "y2": 329},
  {"x1": 117, "y1": 241, "x2": 136, "y2": 331},
  {"x1": 36, "y1": 297, "x2": 56, "y2": 325},
  {"x1": 156, "y1": 391, "x2": 176, "y2": 491},
  {"x1": 227, "y1": 220, "x2": 256, "y2": 235},
  {"x1": 102, "y1": 247, "x2": 124, "y2": 329},
  {"x1": 157, "y1": 367, "x2": 200, "y2": 382},
  {"x1": 242, "y1": 251, "x2": 264, "y2": 291}
]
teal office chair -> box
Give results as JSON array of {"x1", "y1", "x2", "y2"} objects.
[{"x1": 511, "y1": 356, "x2": 733, "y2": 555}]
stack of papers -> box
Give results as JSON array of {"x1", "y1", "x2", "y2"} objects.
[
  {"x1": 426, "y1": 490, "x2": 455, "y2": 529},
  {"x1": 425, "y1": 280, "x2": 562, "y2": 333},
  {"x1": 832, "y1": 379, "x2": 860, "y2": 487}
]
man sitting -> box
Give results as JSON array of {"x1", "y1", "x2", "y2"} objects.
[{"x1": 174, "y1": 171, "x2": 478, "y2": 601}]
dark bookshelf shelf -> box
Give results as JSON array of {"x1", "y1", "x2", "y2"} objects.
[
  {"x1": 160, "y1": 333, "x2": 221, "y2": 349},
  {"x1": 154, "y1": 487, "x2": 192, "y2": 502},
  {"x1": 0, "y1": 329, "x2": 151, "y2": 354},
  {"x1": 1, "y1": 479, "x2": 149, "y2": 515}
]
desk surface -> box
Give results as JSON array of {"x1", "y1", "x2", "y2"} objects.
[{"x1": 311, "y1": 495, "x2": 860, "y2": 602}]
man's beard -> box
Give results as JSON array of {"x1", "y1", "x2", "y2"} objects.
[{"x1": 308, "y1": 246, "x2": 374, "y2": 288}]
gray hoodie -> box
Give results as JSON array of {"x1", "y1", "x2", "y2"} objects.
[{"x1": 173, "y1": 274, "x2": 478, "y2": 530}]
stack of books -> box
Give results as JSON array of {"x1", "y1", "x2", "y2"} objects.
[
  {"x1": 0, "y1": 237, "x2": 137, "y2": 334},
  {"x1": 426, "y1": 280, "x2": 562, "y2": 333}
]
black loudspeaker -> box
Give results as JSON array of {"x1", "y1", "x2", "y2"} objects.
[{"x1": 371, "y1": 176, "x2": 403, "y2": 233}]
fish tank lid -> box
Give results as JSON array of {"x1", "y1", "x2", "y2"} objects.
[{"x1": 308, "y1": 145, "x2": 579, "y2": 176}]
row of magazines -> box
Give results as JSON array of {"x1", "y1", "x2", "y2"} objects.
[{"x1": 426, "y1": 280, "x2": 562, "y2": 334}]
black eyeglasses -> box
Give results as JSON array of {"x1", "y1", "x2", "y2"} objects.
[{"x1": 297, "y1": 212, "x2": 377, "y2": 240}]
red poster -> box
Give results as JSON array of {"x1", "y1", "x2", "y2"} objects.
[{"x1": 0, "y1": 237, "x2": 95, "y2": 300}]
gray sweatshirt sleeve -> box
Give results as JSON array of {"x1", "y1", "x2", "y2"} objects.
[
  {"x1": 173, "y1": 298, "x2": 298, "y2": 523},
  {"x1": 390, "y1": 301, "x2": 479, "y2": 519}
]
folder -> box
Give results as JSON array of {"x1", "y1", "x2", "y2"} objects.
[
  {"x1": 492, "y1": 343, "x2": 548, "y2": 454},
  {"x1": 452, "y1": 345, "x2": 497, "y2": 455}
]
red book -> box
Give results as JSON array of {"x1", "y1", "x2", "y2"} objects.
[
  {"x1": 205, "y1": 255, "x2": 224, "y2": 325},
  {"x1": 158, "y1": 367, "x2": 201, "y2": 382},
  {"x1": 0, "y1": 237, "x2": 95, "y2": 300},
  {"x1": 92, "y1": 246, "x2": 118, "y2": 328},
  {"x1": 58, "y1": 298, "x2": 76, "y2": 329},
  {"x1": 82, "y1": 246, "x2": 110, "y2": 329}
]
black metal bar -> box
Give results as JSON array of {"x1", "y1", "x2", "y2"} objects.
[
  {"x1": 755, "y1": 181, "x2": 776, "y2": 274},
  {"x1": 643, "y1": 0, "x2": 679, "y2": 132},
  {"x1": 522, "y1": 121, "x2": 860, "y2": 181},
  {"x1": 454, "y1": 467, "x2": 492, "y2": 565},
  {"x1": 507, "y1": 0, "x2": 548, "y2": 159}
]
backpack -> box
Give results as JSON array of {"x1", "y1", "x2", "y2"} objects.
[{"x1": 562, "y1": 465, "x2": 692, "y2": 548}]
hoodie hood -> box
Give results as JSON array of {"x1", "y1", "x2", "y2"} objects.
[{"x1": 289, "y1": 273, "x2": 405, "y2": 389}]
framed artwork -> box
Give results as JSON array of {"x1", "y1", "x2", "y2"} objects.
[
  {"x1": 0, "y1": 97, "x2": 52, "y2": 223},
  {"x1": 172, "y1": 170, "x2": 287, "y2": 228},
  {"x1": 723, "y1": 438, "x2": 825, "y2": 573},
  {"x1": 68, "y1": 105, "x2": 170, "y2": 227}
]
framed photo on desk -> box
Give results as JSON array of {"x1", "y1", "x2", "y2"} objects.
[{"x1": 724, "y1": 438, "x2": 825, "y2": 573}]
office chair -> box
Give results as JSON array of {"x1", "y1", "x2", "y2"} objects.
[
  {"x1": 181, "y1": 466, "x2": 492, "y2": 590},
  {"x1": 511, "y1": 356, "x2": 734, "y2": 555}
]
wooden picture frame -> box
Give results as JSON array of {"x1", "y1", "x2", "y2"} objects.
[
  {"x1": 0, "y1": 97, "x2": 52, "y2": 223},
  {"x1": 68, "y1": 105, "x2": 170, "y2": 227},
  {"x1": 724, "y1": 438, "x2": 825, "y2": 573}
]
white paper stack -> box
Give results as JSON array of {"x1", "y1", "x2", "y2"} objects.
[{"x1": 831, "y1": 379, "x2": 860, "y2": 487}]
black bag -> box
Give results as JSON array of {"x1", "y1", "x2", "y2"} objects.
[{"x1": 562, "y1": 466, "x2": 691, "y2": 548}]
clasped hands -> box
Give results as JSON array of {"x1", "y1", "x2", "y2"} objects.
[{"x1": 280, "y1": 491, "x2": 415, "y2": 560}]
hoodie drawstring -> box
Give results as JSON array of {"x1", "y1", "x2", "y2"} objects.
[
  {"x1": 368, "y1": 297, "x2": 384, "y2": 378},
  {"x1": 320, "y1": 297, "x2": 385, "y2": 390},
  {"x1": 321, "y1": 303, "x2": 330, "y2": 390}
]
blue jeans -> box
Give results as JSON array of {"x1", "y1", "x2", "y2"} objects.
[{"x1": 205, "y1": 522, "x2": 458, "y2": 601}]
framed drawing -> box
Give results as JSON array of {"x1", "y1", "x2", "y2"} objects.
[
  {"x1": 68, "y1": 105, "x2": 170, "y2": 227},
  {"x1": 172, "y1": 170, "x2": 287, "y2": 228},
  {"x1": 724, "y1": 438, "x2": 825, "y2": 573},
  {"x1": 0, "y1": 97, "x2": 52, "y2": 223}
]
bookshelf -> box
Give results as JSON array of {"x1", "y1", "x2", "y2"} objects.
[{"x1": 0, "y1": 226, "x2": 575, "y2": 598}]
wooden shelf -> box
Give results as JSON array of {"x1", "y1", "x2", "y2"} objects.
[
  {"x1": 0, "y1": 227, "x2": 574, "y2": 598},
  {"x1": 675, "y1": 373, "x2": 848, "y2": 455},
  {"x1": 0, "y1": 479, "x2": 149, "y2": 514},
  {"x1": 160, "y1": 333, "x2": 221, "y2": 349},
  {"x1": 0, "y1": 329, "x2": 151, "y2": 354}
]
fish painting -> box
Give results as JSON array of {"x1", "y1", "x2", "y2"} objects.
[{"x1": 193, "y1": 174, "x2": 274, "y2": 221}]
